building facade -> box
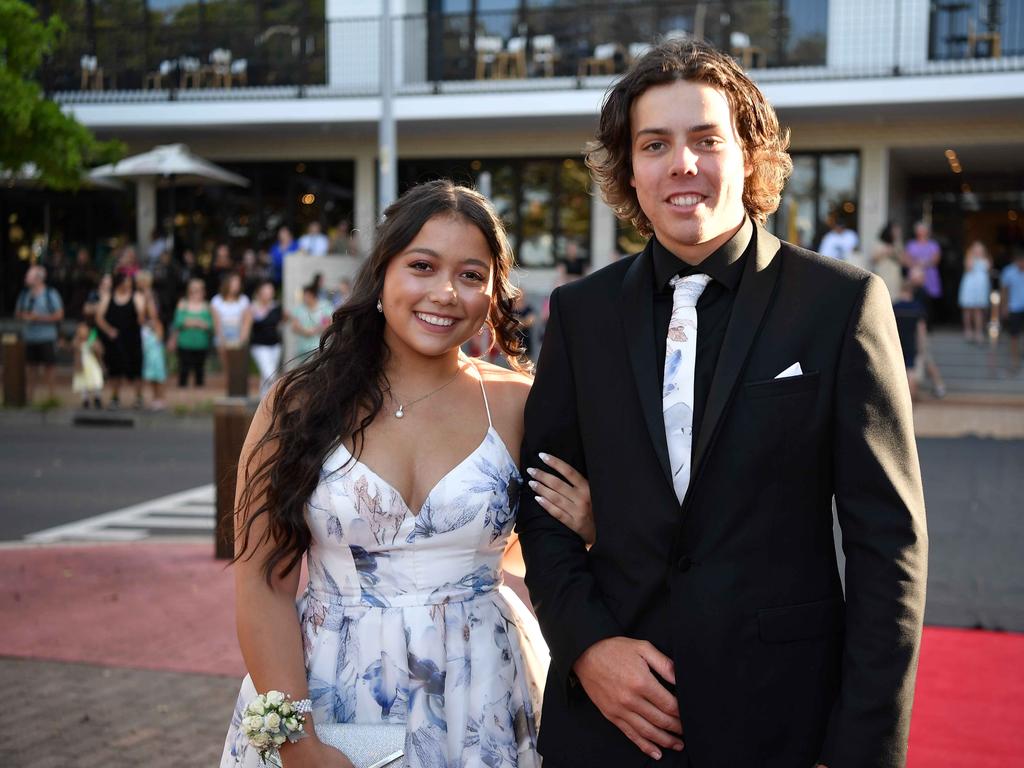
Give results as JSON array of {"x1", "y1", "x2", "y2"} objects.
[{"x1": 4, "y1": 0, "x2": 1023, "y2": 319}]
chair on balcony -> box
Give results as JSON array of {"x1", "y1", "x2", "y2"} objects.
[
  {"x1": 628, "y1": 42, "x2": 652, "y2": 64},
  {"x1": 230, "y1": 58, "x2": 249, "y2": 87},
  {"x1": 501, "y1": 36, "x2": 528, "y2": 79},
  {"x1": 207, "y1": 48, "x2": 232, "y2": 88},
  {"x1": 144, "y1": 59, "x2": 177, "y2": 90},
  {"x1": 730, "y1": 31, "x2": 765, "y2": 69},
  {"x1": 475, "y1": 35, "x2": 504, "y2": 79},
  {"x1": 532, "y1": 34, "x2": 558, "y2": 77},
  {"x1": 968, "y1": 19, "x2": 1001, "y2": 58},
  {"x1": 578, "y1": 43, "x2": 621, "y2": 77},
  {"x1": 80, "y1": 54, "x2": 103, "y2": 91},
  {"x1": 178, "y1": 56, "x2": 201, "y2": 88}
]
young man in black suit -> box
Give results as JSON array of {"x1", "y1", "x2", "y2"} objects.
[{"x1": 517, "y1": 40, "x2": 928, "y2": 768}]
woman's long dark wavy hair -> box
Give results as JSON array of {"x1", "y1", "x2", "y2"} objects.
[{"x1": 233, "y1": 180, "x2": 528, "y2": 582}]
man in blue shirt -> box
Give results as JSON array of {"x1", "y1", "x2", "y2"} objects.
[
  {"x1": 269, "y1": 225, "x2": 299, "y2": 286},
  {"x1": 15, "y1": 265, "x2": 65, "y2": 401},
  {"x1": 1001, "y1": 250, "x2": 1024, "y2": 373}
]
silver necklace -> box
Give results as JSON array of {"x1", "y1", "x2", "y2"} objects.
[{"x1": 389, "y1": 363, "x2": 465, "y2": 419}]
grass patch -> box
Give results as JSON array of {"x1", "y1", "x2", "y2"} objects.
[{"x1": 32, "y1": 396, "x2": 63, "y2": 412}]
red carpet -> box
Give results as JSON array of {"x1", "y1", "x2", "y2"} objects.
[
  {"x1": 1, "y1": 543, "x2": 1021, "y2": 763},
  {"x1": 907, "y1": 626, "x2": 1024, "y2": 767}
]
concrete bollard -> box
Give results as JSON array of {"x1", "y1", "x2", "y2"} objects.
[
  {"x1": 213, "y1": 397, "x2": 256, "y2": 560},
  {"x1": 2, "y1": 333, "x2": 27, "y2": 407},
  {"x1": 225, "y1": 344, "x2": 249, "y2": 398}
]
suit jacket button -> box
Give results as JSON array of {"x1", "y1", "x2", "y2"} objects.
[{"x1": 677, "y1": 555, "x2": 692, "y2": 572}]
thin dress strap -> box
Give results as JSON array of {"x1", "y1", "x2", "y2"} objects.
[{"x1": 469, "y1": 359, "x2": 494, "y2": 429}]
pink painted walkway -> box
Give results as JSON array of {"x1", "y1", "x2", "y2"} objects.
[
  {"x1": 3, "y1": 542, "x2": 1021, "y2": 766},
  {"x1": 0, "y1": 541, "x2": 532, "y2": 678},
  {"x1": 0, "y1": 542, "x2": 245, "y2": 677}
]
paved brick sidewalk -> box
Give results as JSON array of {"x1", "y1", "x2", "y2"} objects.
[{"x1": 0, "y1": 657, "x2": 238, "y2": 767}]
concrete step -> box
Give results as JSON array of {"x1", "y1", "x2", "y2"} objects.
[{"x1": 926, "y1": 330, "x2": 1023, "y2": 396}]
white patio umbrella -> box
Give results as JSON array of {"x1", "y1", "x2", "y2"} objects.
[{"x1": 89, "y1": 143, "x2": 250, "y2": 253}]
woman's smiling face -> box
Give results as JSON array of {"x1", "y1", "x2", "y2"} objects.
[{"x1": 380, "y1": 213, "x2": 495, "y2": 360}]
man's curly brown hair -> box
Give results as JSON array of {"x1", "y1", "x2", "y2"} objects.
[{"x1": 586, "y1": 39, "x2": 792, "y2": 236}]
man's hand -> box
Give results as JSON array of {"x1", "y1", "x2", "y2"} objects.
[{"x1": 573, "y1": 637, "x2": 684, "y2": 760}]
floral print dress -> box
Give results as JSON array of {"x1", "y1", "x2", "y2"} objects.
[{"x1": 221, "y1": 365, "x2": 547, "y2": 767}]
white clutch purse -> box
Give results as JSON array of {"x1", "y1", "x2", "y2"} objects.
[{"x1": 314, "y1": 723, "x2": 406, "y2": 768}]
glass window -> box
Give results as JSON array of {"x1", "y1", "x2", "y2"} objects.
[
  {"x1": 774, "y1": 152, "x2": 860, "y2": 250},
  {"x1": 519, "y1": 161, "x2": 555, "y2": 267},
  {"x1": 783, "y1": 0, "x2": 828, "y2": 66},
  {"x1": 819, "y1": 153, "x2": 859, "y2": 236},
  {"x1": 558, "y1": 158, "x2": 590, "y2": 257},
  {"x1": 777, "y1": 155, "x2": 817, "y2": 249},
  {"x1": 397, "y1": 156, "x2": 592, "y2": 268},
  {"x1": 930, "y1": 1, "x2": 1021, "y2": 59}
]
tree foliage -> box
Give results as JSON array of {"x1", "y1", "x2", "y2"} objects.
[{"x1": 0, "y1": 0, "x2": 122, "y2": 190}]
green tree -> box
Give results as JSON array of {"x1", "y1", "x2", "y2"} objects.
[{"x1": 0, "y1": 0, "x2": 122, "y2": 190}]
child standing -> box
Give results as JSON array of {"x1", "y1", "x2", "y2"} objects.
[
  {"x1": 72, "y1": 321, "x2": 104, "y2": 409},
  {"x1": 892, "y1": 280, "x2": 929, "y2": 401},
  {"x1": 141, "y1": 317, "x2": 167, "y2": 410}
]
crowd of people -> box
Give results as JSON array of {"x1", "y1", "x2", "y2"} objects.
[
  {"x1": 810, "y1": 216, "x2": 1023, "y2": 400},
  {"x1": 12, "y1": 221, "x2": 358, "y2": 408},
  {"x1": 12, "y1": 206, "x2": 1023, "y2": 408}
]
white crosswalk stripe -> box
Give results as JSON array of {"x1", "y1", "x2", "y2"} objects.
[{"x1": 25, "y1": 485, "x2": 216, "y2": 543}]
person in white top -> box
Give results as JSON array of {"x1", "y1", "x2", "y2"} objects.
[
  {"x1": 297, "y1": 221, "x2": 330, "y2": 257},
  {"x1": 818, "y1": 218, "x2": 860, "y2": 262},
  {"x1": 210, "y1": 271, "x2": 251, "y2": 369}
]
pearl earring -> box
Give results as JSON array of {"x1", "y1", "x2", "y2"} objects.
[{"x1": 376, "y1": 298, "x2": 383, "y2": 313}]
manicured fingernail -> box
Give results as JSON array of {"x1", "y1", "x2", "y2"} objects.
[
  {"x1": 538, "y1": 452, "x2": 551, "y2": 463},
  {"x1": 649, "y1": 751, "x2": 661, "y2": 760},
  {"x1": 674, "y1": 742, "x2": 684, "y2": 751},
  {"x1": 534, "y1": 495, "x2": 546, "y2": 505},
  {"x1": 526, "y1": 467, "x2": 537, "y2": 477},
  {"x1": 527, "y1": 480, "x2": 538, "y2": 489}
]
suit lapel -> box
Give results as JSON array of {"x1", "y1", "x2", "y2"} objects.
[
  {"x1": 690, "y1": 225, "x2": 783, "y2": 482},
  {"x1": 621, "y1": 242, "x2": 674, "y2": 490}
]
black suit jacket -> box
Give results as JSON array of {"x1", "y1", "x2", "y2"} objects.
[{"x1": 517, "y1": 226, "x2": 928, "y2": 768}]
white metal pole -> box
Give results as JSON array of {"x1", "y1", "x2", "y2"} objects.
[{"x1": 378, "y1": 0, "x2": 397, "y2": 215}]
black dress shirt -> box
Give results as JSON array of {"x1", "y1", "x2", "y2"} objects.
[{"x1": 653, "y1": 217, "x2": 754, "y2": 449}]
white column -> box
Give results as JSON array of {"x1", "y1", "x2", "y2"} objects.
[
  {"x1": 136, "y1": 177, "x2": 156, "y2": 255},
  {"x1": 354, "y1": 149, "x2": 376, "y2": 254},
  {"x1": 859, "y1": 144, "x2": 890, "y2": 268},
  {"x1": 589, "y1": 188, "x2": 618, "y2": 272}
]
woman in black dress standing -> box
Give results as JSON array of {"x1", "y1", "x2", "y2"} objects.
[{"x1": 95, "y1": 272, "x2": 146, "y2": 408}]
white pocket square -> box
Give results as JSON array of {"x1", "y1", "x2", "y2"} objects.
[{"x1": 774, "y1": 362, "x2": 803, "y2": 379}]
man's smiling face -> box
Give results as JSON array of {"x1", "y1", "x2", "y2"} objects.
[{"x1": 629, "y1": 79, "x2": 751, "y2": 264}]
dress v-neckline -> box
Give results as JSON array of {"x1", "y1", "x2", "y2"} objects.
[{"x1": 337, "y1": 427, "x2": 498, "y2": 516}]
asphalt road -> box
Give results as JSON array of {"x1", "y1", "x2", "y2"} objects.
[
  {"x1": 1, "y1": 417, "x2": 1020, "y2": 631},
  {"x1": 0, "y1": 417, "x2": 213, "y2": 540}
]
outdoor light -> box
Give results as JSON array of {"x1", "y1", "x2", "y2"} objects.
[
  {"x1": 302, "y1": 193, "x2": 316, "y2": 205},
  {"x1": 944, "y1": 149, "x2": 956, "y2": 159}
]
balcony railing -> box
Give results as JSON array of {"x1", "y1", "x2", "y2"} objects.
[
  {"x1": 42, "y1": 15, "x2": 326, "y2": 96},
  {"x1": 43, "y1": 1, "x2": 1024, "y2": 104}
]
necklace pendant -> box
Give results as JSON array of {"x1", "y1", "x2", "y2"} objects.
[{"x1": 395, "y1": 405, "x2": 404, "y2": 419}]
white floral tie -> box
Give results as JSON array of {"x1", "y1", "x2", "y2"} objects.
[{"x1": 663, "y1": 273, "x2": 711, "y2": 504}]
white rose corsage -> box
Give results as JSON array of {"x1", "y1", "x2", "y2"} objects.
[{"x1": 241, "y1": 690, "x2": 310, "y2": 765}]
